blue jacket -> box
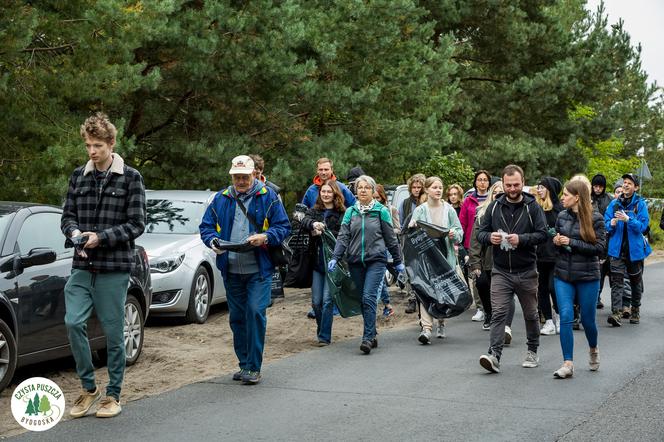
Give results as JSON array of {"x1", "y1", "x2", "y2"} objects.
[
  {"x1": 604, "y1": 193, "x2": 651, "y2": 261},
  {"x1": 301, "y1": 176, "x2": 356, "y2": 208},
  {"x1": 199, "y1": 181, "x2": 291, "y2": 279}
]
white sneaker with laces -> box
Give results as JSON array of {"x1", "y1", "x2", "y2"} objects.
[
  {"x1": 436, "y1": 322, "x2": 446, "y2": 339},
  {"x1": 540, "y1": 319, "x2": 556, "y2": 336},
  {"x1": 522, "y1": 350, "x2": 539, "y2": 368},
  {"x1": 418, "y1": 330, "x2": 431, "y2": 345},
  {"x1": 471, "y1": 309, "x2": 485, "y2": 322}
]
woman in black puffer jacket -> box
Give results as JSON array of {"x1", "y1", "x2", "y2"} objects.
[
  {"x1": 535, "y1": 177, "x2": 563, "y2": 336},
  {"x1": 551, "y1": 180, "x2": 606, "y2": 379},
  {"x1": 300, "y1": 181, "x2": 345, "y2": 346}
]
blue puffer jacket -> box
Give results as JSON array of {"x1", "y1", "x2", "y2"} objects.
[
  {"x1": 199, "y1": 181, "x2": 291, "y2": 279},
  {"x1": 604, "y1": 193, "x2": 651, "y2": 261}
]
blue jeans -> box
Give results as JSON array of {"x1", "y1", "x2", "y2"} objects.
[
  {"x1": 348, "y1": 262, "x2": 386, "y2": 342},
  {"x1": 311, "y1": 270, "x2": 334, "y2": 344},
  {"x1": 377, "y1": 278, "x2": 390, "y2": 305},
  {"x1": 554, "y1": 277, "x2": 599, "y2": 361},
  {"x1": 224, "y1": 272, "x2": 272, "y2": 372}
]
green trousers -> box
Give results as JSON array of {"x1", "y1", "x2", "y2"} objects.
[{"x1": 64, "y1": 269, "x2": 129, "y2": 400}]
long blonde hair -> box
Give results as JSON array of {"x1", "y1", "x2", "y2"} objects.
[{"x1": 536, "y1": 188, "x2": 553, "y2": 211}]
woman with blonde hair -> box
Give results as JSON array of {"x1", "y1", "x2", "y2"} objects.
[
  {"x1": 447, "y1": 184, "x2": 464, "y2": 217},
  {"x1": 409, "y1": 176, "x2": 463, "y2": 343},
  {"x1": 535, "y1": 177, "x2": 563, "y2": 336},
  {"x1": 552, "y1": 180, "x2": 606, "y2": 378}
]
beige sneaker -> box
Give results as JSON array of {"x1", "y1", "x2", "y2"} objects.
[
  {"x1": 70, "y1": 387, "x2": 101, "y2": 418},
  {"x1": 96, "y1": 396, "x2": 122, "y2": 418},
  {"x1": 553, "y1": 364, "x2": 574, "y2": 379},
  {"x1": 589, "y1": 349, "x2": 600, "y2": 371}
]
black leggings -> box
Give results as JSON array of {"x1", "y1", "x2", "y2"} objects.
[{"x1": 537, "y1": 261, "x2": 558, "y2": 320}]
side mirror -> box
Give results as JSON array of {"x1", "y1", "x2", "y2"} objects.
[{"x1": 20, "y1": 248, "x2": 57, "y2": 269}]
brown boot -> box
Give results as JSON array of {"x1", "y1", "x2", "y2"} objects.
[
  {"x1": 630, "y1": 306, "x2": 640, "y2": 324},
  {"x1": 621, "y1": 306, "x2": 631, "y2": 319}
]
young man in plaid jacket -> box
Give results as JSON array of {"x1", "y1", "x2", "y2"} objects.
[{"x1": 61, "y1": 113, "x2": 146, "y2": 418}]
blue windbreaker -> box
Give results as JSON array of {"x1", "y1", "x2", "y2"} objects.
[
  {"x1": 199, "y1": 181, "x2": 291, "y2": 279},
  {"x1": 604, "y1": 193, "x2": 651, "y2": 261}
]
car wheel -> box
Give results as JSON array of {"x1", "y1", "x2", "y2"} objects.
[
  {"x1": 186, "y1": 267, "x2": 211, "y2": 324},
  {"x1": 0, "y1": 318, "x2": 18, "y2": 393},
  {"x1": 124, "y1": 294, "x2": 144, "y2": 366}
]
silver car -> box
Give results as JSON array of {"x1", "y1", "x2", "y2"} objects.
[{"x1": 137, "y1": 190, "x2": 226, "y2": 323}]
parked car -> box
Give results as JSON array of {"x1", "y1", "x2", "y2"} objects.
[
  {"x1": 139, "y1": 190, "x2": 226, "y2": 324},
  {"x1": 0, "y1": 202, "x2": 151, "y2": 393}
]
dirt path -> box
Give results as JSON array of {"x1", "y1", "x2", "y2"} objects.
[{"x1": 0, "y1": 286, "x2": 419, "y2": 438}]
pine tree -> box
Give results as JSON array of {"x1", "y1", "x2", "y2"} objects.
[
  {"x1": 32, "y1": 393, "x2": 40, "y2": 414},
  {"x1": 25, "y1": 399, "x2": 36, "y2": 416}
]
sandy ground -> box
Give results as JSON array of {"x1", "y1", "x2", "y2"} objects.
[
  {"x1": 3, "y1": 250, "x2": 663, "y2": 438},
  {"x1": 0, "y1": 285, "x2": 418, "y2": 438}
]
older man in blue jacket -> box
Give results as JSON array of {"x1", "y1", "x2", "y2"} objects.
[
  {"x1": 200, "y1": 155, "x2": 290, "y2": 384},
  {"x1": 605, "y1": 173, "x2": 651, "y2": 326}
]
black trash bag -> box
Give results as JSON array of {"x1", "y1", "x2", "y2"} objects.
[
  {"x1": 271, "y1": 269, "x2": 285, "y2": 299},
  {"x1": 284, "y1": 205, "x2": 314, "y2": 288},
  {"x1": 322, "y1": 230, "x2": 362, "y2": 318},
  {"x1": 403, "y1": 227, "x2": 472, "y2": 319}
]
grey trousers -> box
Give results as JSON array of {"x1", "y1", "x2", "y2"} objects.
[
  {"x1": 609, "y1": 257, "x2": 643, "y2": 311},
  {"x1": 488, "y1": 267, "x2": 540, "y2": 359}
]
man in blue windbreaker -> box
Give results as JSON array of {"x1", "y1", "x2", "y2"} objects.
[
  {"x1": 605, "y1": 173, "x2": 651, "y2": 326},
  {"x1": 200, "y1": 155, "x2": 290, "y2": 384}
]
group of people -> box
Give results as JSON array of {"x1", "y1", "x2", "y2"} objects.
[{"x1": 58, "y1": 112, "x2": 657, "y2": 421}]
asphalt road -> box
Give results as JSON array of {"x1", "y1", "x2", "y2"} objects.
[{"x1": 9, "y1": 262, "x2": 664, "y2": 441}]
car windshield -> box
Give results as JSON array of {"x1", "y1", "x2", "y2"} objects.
[
  {"x1": 0, "y1": 212, "x2": 14, "y2": 245},
  {"x1": 146, "y1": 199, "x2": 206, "y2": 235}
]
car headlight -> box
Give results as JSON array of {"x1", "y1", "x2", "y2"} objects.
[{"x1": 149, "y1": 254, "x2": 185, "y2": 273}]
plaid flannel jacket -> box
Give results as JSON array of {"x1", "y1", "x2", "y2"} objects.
[{"x1": 61, "y1": 154, "x2": 146, "y2": 272}]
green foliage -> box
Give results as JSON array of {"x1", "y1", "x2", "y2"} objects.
[
  {"x1": 420, "y1": 152, "x2": 475, "y2": 190},
  {"x1": 25, "y1": 399, "x2": 37, "y2": 416},
  {"x1": 0, "y1": 1, "x2": 661, "y2": 206},
  {"x1": 38, "y1": 395, "x2": 51, "y2": 414},
  {"x1": 581, "y1": 137, "x2": 640, "y2": 186},
  {"x1": 648, "y1": 209, "x2": 663, "y2": 246}
]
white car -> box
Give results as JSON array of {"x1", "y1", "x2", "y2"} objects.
[{"x1": 137, "y1": 190, "x2": 226, "y2": 323}]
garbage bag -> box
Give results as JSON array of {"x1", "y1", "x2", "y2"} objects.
[
  {"x1": 321, "y1": 230, "x2": 362, "y2": 318},
  {"x1": 283, "y1": 214, "x2": 314, "y2": 288},
  {"x1": 403, "y1": 227, "x2": 472, "y2": 319}
]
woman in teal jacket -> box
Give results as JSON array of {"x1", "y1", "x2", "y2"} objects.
[
  {"x1": 329, "y1": 175, "x2": 404, "y2": 355},
  {"x1": 409, "y1": 176, "x2": 463, "y2": 344}
]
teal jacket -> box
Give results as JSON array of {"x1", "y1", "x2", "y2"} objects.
[{"x1": 332, "y1": 201, "x2": 402, "y2": 266}]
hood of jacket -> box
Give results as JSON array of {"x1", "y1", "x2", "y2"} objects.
[
  {"x1": 313, "y1": 174, "x2": 338, "y2": 187},
  {"x1": 591, "y1": 174, "x2": 607, "y2": 195},
  {"x1": 538, "y1": 176, "x2": 562, "y2": 205}
]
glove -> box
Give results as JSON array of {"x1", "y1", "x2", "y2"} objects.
[
  {"x1": 395, "y1": 263, "x2": 405, "y2": 273},
  {"x1": 210, "y1": 239, "x2": 226, "y2": 255},
  {"x1": 327, "y1": 259, "x2": 338, "y2": 273}
]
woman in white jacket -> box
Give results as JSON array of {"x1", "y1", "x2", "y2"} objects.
[{"x1": 409, "y1": 176, "x2": 463, "y2": 343}]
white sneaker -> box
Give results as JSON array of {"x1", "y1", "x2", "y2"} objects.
[
  {"x1": 522, "y1": 350, "x2": 539, "y2": 368},
  {"x1": 504, "y1": 326, "x2": 512, "y2": 346},
  {"x1": 472, "y1": 309, "x2": 485, "y2": 322},
  {"x1": 436, "y1": 322, "x2": 446, "y2": 339},
  {"x1": 540, "y1": 319, "x2": 556, "y2": 336},
  {"x1": 418, "y1": 330, "x2": 431, "y2": 345}
]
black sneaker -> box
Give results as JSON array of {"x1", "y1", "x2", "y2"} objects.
[
  {"x1": 371, "y1": 338, "x2": 378, "y2": 348},
  {"x1": 596, "y1": 299, "x2": 604, "y2": 309},
  {"x1": 232, "y1": 369, "x2": 247, "y2": 381},
  {"x1": 360, "y1": 341, "x2": 372, "y2": 354},
  {"x1": 405, "y1": 298, "x2": 417, "y2": 314},
  {"x1": 307, "y1": 308, "x2": 316, "y2": 319},
  {"x1": 241, "y1": 371, "x2": 262, "y2": 385}
]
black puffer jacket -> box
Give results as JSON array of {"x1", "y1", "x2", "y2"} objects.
[
  {"x1": 301, "y1": 207, "x2": 343, "y2": 271},
  {"x1": 554, "y1": 209, "x2": 606, "y2": 282},
  {"x1": 536, "y1": 177, "x2": 563, "y2": 263}
]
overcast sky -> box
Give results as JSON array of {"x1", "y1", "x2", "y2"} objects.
[{"x1": 585, "y1": 0, "x2": 664, "y2": 88}]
